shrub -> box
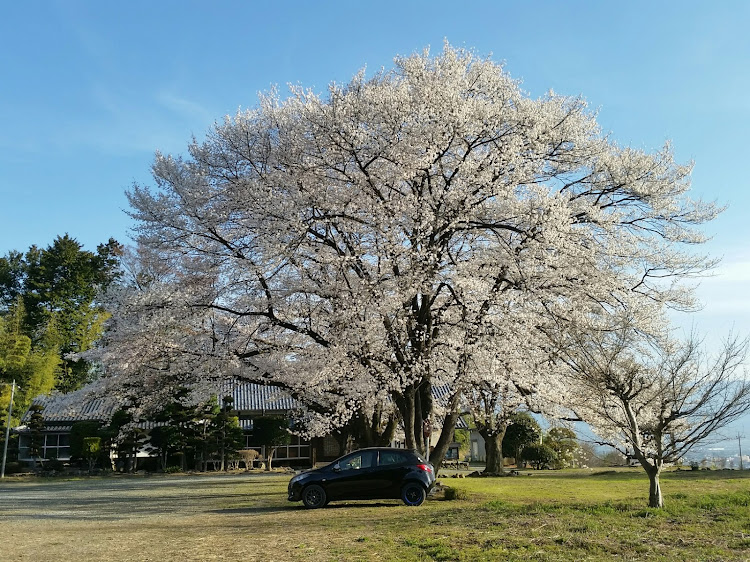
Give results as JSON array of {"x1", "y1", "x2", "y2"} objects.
[
  {"x1": 70, "y1": 421, "x2": 104, "y2": 465},
  {"x1": 520, "y1": 444, "x2": 558, "y2": 469},
  {"x1": 42, "y1": 458, "x2": 65, "y2": 474},
  {"x1": 444, "y1": 486, "x2": 470, "y2": 501},
  {"x1": 2, "y1": 461, "x2": 24, "y2": 474},
  {"x1": 239, "y1": 449, "x2": 260, "y2": 470},
  {"x1": 82, "y1": 437, "x2": 102, "y2": 472}
]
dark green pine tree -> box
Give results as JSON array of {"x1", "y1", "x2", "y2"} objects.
[
  {"x1": 22, "y1": 235, "x2": 121, "y2": 392},
  {"x1": 26, "y1": 404, "x2": 46, "y2": 468},
  {"x1": 212, "y1": 396, "x2": 244, "y2": 471},
  {"x1": 253, "y1": 416, "x2": 291, "y2": 471},
  {"x1": 502, "y1": 412, "x2": 542, "y2": 466},
  {"x1": 0, "y1": 251, "x2": 26, "y2": 311},
  {"x1": 104, "y1": 408, "x2": 148, "y2": 473},
  {"x1": 148, "y1": 388, "x2": 201, "y2": 472}
]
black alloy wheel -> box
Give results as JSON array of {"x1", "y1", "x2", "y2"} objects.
[
  {"x1": 302, "y1": 484, "x2": 327, "y2": 509},
  {"x1": 401, "y1": 483, "x2": 426, "y2": 506}
]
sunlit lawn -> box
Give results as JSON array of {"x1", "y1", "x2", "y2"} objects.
[{"x1": 2, "y1": 468, "x2": 750, "y2": 561}]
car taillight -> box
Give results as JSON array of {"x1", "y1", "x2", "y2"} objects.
[{"x1": 417, "y1": 463, "x2": 433, "y2": 473}]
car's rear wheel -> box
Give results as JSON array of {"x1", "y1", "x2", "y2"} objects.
[
  {"x1": 401, "y1": 483, "x2": 426, "y2": 506},
  {"x1": 302, "y1": 484, "x2": 327, "y2": 509}
]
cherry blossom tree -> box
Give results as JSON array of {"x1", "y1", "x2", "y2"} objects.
[
  {"x1": 104, "y1": 43, "x2": 717, "y2": 467},
  {"x1": 561, "y1": 320, "x2": 750, "y2": 508},
  {"x1": 462, "y1": 315, "x2": 560, "y2": 473}
]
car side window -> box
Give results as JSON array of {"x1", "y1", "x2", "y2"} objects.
[
  {"x1": 340, "y1": 451, "x2": 376, "y2": 470},
  {"x1": 379, "y1": 451, "x2": 407, "y2": 466},
  {"x1": 340, "y1": 454, "x2": 361, "y2": 470}
]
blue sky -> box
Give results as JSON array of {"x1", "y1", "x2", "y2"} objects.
[{"x1": 2, "y1": 1, "x2": 749, "y2": 448}]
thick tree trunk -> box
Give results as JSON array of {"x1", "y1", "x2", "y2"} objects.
[
  {"x1": 378, "y1": 415, "x2": 398, "y2": 446},
  {"x1": 479, "y1": 427, "x2": 506, "y2": 474},
  {"x1": 127, "y1": 449, "x2": 138, "y2": 473},
  {"x1": 333, "y1": 429, "x2": 350, "y2": 456},
  {"x1": 354, "y1": 412, "x2": 375, "y2": 448},
  {"x1": 429, "y1": 408, "x2": 461, "y2": 476},
  {"x1": 402, "y1": 389, "x2": 417, "y2": 450},
  {"x1": 636, "y1": 455, "x2": 664, "y2": 508},
  {"x1": 648, "y1": 468, "x2": 663, "y2": 508},
  {"x1": 401, "y1": 386, "x2": 426, "y2": 453},
  {"x1": 351, "y1": 408, "x2": 398, "y2": 448},
  {"x1": 414, "y1": 388, "x2": 426, "y2": 456},
  {"x1": 418, "y1": 382, "x2": 433, "y2": 457}
]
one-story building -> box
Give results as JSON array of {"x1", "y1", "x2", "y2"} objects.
[
  {"x1": 15, "y1": 380, "x2": 467, "y2": 468},
  {"x1": 16, "y1": 381, "x2": 325, "y2": 468}
]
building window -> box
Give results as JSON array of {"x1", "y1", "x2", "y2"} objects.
[
  {"x1": 243, "y1": 434, "x2": 310, "y2": 461},
  {"x1": 17, "y1": 433, "x2": 71, "y2": 460},
  {"x1": 45, "y1": 433, "x2": 71, "y2": 460},
  {"x1": 18, "y1": 434, "x2": 30, "y2": 460}
]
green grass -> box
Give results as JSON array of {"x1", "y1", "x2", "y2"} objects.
[{"x1": 2, "y1": 468, "x2": 750, "y2": 561}]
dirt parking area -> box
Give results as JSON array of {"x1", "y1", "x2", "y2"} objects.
[{"x1": 0, "y1": 474, "x2": 302, "y2": 562}]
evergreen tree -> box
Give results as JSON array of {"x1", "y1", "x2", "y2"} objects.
[
  {"x1": 253, "y1": 416, "x2": 291, "y2": 470},
  {"x1": 147, "y1": 388, "x2": 201, "y2": 471},
  {"x1": 23, "y1": 235, "x2": 121, "y2": 392},
  {"x1": 0, "y1": 235, "x2": 121, "y2": 393},
  {"x1": 212, "y1": 396, "x2": 244, "y2": 471},
  {"x1": 195, "y1": 398, "x2": 221, "y2": 471},
  {"x1": 27, "y1": 404, "x2": 45, "y2": 468},
  {"x1": 502, "y1": 413, "x2": 542, "y2": 465},
  {"x1": 0, "y1": 251, "x2": 26, "y2": 311},
  {"x1": 104, "y1": 408, "x2": 148, "y2": 473}
]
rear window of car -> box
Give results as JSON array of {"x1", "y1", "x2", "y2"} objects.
[{"x1": 379, "y1": 451, "x2": 409, "y2": 466}]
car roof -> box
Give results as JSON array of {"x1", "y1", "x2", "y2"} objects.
[{"x1": 354, "y1": 447, "x2": 419, "y2": 453}]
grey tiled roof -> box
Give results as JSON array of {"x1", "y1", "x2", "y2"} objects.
[
  {"x1": 224, "y1": 381, "x2": 298, "y2": 413},
  {"x1": 21, "y1": 386, "x2": 120, "y2": 425},
  {"x1": 20, "y1": 379, "x2": 467, "y2": 429},
  {"x1": 20, "y1": 380, "x2": 299, "y2": 426}
]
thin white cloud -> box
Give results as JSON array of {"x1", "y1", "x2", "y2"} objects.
[
  {"x1": 156, "y1": 91, "x2": 215, "y2": 124},
  {"x1": 693, "y1": 255, "x2": 750, "y2": 313},
  {"x1": 45, "y1": 84, "x2": 215, "y2": 156},
  {"x1": 705, "y1": 260, "x2": 750, "y2": 283}
]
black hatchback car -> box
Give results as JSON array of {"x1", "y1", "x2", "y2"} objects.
[{"x1": 288, "y1": 447, "x2": 436, "y2": 508}]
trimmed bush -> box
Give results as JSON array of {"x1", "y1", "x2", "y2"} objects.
[{"x1": 444, "y1": 486, "x2": 470, "y2": 501}]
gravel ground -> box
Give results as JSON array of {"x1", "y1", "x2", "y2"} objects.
[
  {"x1": 0, "y1": 473, "x2": 300, "y2": 562},
  {"x1": 1, "y1": 473, "x2": 272, "y2": 520}
]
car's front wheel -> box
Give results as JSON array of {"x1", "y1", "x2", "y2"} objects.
[
  {"x1": 401, "y1": 483, "x2": 426, "y2": 506},
  {"x1": 302, "y1": 484, "x2": 327, "y2": 509}
]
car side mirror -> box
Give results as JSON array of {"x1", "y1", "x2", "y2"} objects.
[{"x1": 333, "y1": 463, "x2": 341, "y2": 472}]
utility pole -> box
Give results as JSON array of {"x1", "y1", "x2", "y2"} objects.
[
  {"x1": 738, "y1": 432, "x2": 744, "y2": 471},
  {"x1": 1, "y1": 380, "x2": 17, "y2": 479}
]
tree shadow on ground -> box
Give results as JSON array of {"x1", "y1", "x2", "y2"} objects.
[{"x1": 210, "y1": 501, "x2": 403, "y2": 516}]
